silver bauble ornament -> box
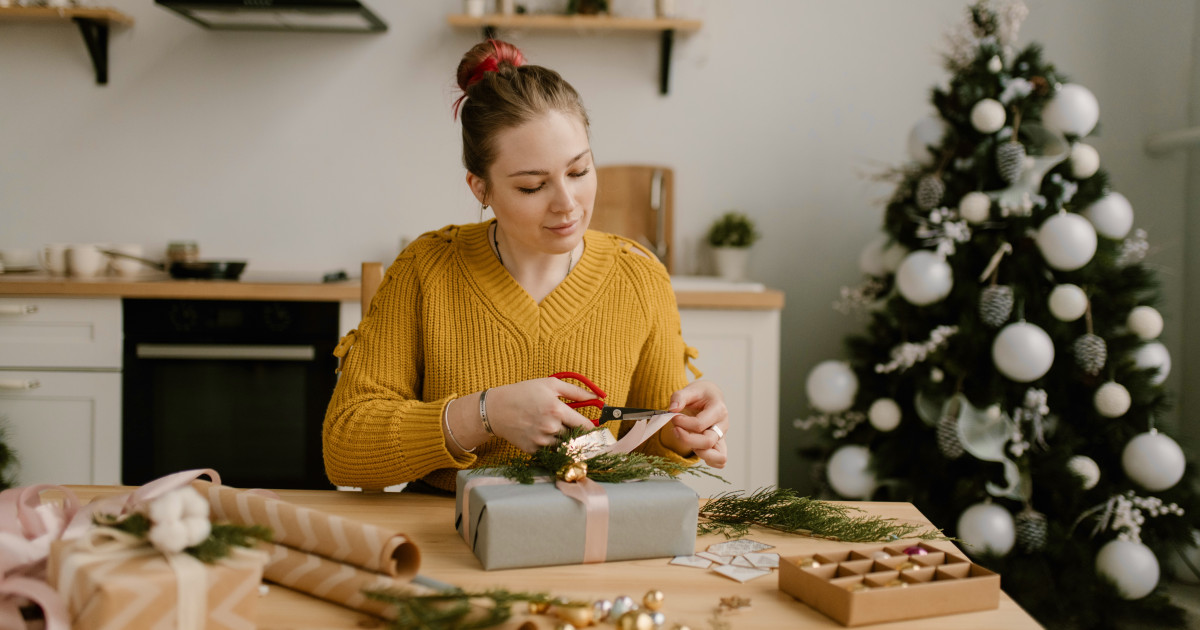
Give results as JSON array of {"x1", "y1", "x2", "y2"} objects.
[
  {"x1": 1096, "y1": 539, "x2": 1159, "y2": 600},
  {"x1": 1084, "y1": 192, "x2": 1134, "y2": 240},
  {"x1": 970, "y1": 98, "x2": 1007, "y2": 134},
  {"x1": 858, "y1": 234, "x2": 890, "y2": 277},
  {"x1": 1134, "y1": 342, "x2": 1171, "y2": 385},
  {"x1": 1123, "y1": 430, "x2": 1185, "y2": 492},
  {"x1": 1048, "y1": 284, "x2": 1088, "y2": 322},
  {"x1": 987, "y1": 55, "x2": 1003, "y2": 73},
  {"x1": 1067, "y1": 455, "x2": 1100, "y2": 490},
  {"x1": 880, "y1": 241, "x2": 909, "y2": 273},
  {"x1": 957, "y1": 502, "x2": 1015, "y2": 556},
  {"x1": 1094, "y1": 381, "x2": 1131, "y2": 418},
  {"x1": 1127, "y1": 306, "x2": 1163, "y2": 341},
  {"x1": 1042, "y1": 84, "x2": 1100, "y2": 137},
  {"x1": 958, "y1": 191, "x2": 991, "y2": 224},
  {"x1": 896, "y1": 251, "x2": 954, "y2": 306},
  {"x1": 827, "y1": 445, "x2": 877, "y2": 499},
  {"x1": 1070, "y1": 142, "x2": 1100, "y2": 179},
  {"x1": 805, "y1": 360, "x2": 858, "y2": 413},
  {"x1": 1036, "y1": 212, "x2": 1097, "y2": 271},
  {"x1": 992, "y1": 322, "x2": 1055, "y2": 382},
  {"x1": 868, "y1": 398, "x2": 902, "y2": 432},
  {"x1": 908, "y1": 115, "x2": 949, "y2": 166}
]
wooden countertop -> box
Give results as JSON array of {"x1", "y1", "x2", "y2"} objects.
[
  {"x1": 51, "y1": 486, "x2": 1039, "y2": 630},
  {"x1": 0, "y1": 273, "x2": 785, "y2": 310}
]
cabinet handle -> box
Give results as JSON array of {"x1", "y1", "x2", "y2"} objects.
[
  {"x1": 0, "y1": 378, "x2": 41, "y2": 391},
  {"x1": 0, "y1": 304, "x2": 38, "y2": 315},
  {"x1": 136, "y1": 344, "x2": 316, "y2": 361}
]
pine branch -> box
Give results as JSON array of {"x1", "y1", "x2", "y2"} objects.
[
  {"x1": 698, "y1": 487, "x2": 947, "y2": 543},
  {"x1": 366, "y1": 588, "x2": 554, "y2": 630},
  {"x1": 93, "y1": 512, "x2": 271, "y2": 564}
]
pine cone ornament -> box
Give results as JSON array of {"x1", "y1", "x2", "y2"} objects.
[
  {"x1": 979, "y1": 285, "x2": 1014, "y2": 328},
  {"x1": 1015, "y1": 508, "x2": 1048, "y2": 552},
  {"x1": 916, "y1": 175, "x2": 946, "y2": 210},
  {"x1": 937, "y1": 412, "x2": 965, "y2": 459},
  {"x1": 996, "y1": 141, "x2": 1027, "y2": 184},
  {"x1": 1073, "y1": 333, "x2": 1107, "y2": 375}
]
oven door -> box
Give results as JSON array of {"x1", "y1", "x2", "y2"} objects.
[{"x1": 123, "y1": 338, "x2": 336, "y2": 489}]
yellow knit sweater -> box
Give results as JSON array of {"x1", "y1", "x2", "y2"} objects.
[{"x1": 324, "y1": 220, "x2": 701, "y2": 491}]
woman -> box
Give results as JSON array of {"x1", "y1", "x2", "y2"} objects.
[{"x1": 324, "y1": 40, "x2": 728, "y2": 493}]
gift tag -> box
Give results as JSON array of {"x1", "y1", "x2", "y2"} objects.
[
  {"x1": 565, "y1": 429, "x2": 618, "y2": 460},
  {"x1": 707, "y1": 539, "x2": 773, "y2": 556},
  {"x1": 696, "y1": 551, "x2": 733, "y2": 565},
  {"x1": 743, "y1": 552, "x2": 780, "y2": 569},
  {"x1": 730, "y1": 556, "x2": 756, "y2": 568},
  {"x1": 712, "y1": 564, "x2": 772, "y2": 583},
  {"x1": 670, "y1": 555, "x2": 714, "y2": 569}
]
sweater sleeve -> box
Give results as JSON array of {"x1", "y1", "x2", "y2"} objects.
[{"x1": 323, "y1": 246, "x2": 475, "y2": 489}]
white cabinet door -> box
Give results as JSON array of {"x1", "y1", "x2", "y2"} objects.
[
  {"x1": 0, "y1": 297, "x2": 122, "y2": 369},
  {"x1": 678, "y1": 308, "x2": 780, "y2": 498},
  {"x1": 0, "y1": 370, "x2": 122, "y2": 485}
]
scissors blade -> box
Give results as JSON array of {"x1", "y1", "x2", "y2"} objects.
[{"x1": 598, "y1": 407, "x2": 672, "y2": 421}]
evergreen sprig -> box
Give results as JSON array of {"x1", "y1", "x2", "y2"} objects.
[
  {"x1": 698, "y1": 487, "x2": 947, "y2": 543},
  {"x1": 366, "y1": 588, "x2": 554, "y2": 630},
  {"x1": 94, "y1": 512, "x2": 271, "y2": 564}
]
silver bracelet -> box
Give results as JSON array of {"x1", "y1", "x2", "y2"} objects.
[
  {"x1": 479, "y1": 388, "x2": 495, "y2": 435},
  {"x1": 444, "y1": 399, "x2": 475, "y2": 453}
]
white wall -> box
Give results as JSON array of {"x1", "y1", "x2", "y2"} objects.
[{"x1": 2, "y1": 0, "x2": 1195, "y2": 489}]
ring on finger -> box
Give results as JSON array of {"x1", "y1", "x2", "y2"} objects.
[{"x1": 707, "y1": 425, "x2": 724, "y2": 440}]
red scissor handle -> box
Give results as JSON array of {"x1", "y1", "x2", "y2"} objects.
[{"x1": 551, "y1": 371, "x2": 607, "y2": 411}]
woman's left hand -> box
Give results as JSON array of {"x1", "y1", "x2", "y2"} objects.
[{"x1": 660, "y1": 380, "x2": 728, "y2": 469}]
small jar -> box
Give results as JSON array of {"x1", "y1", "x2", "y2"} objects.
[{"x1": 166, "y1": 241, "x2": 199, "y2": 264}]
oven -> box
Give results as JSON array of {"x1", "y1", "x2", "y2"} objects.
[{"x1": 122, "y1": 299, "x2": 338, "y2": 489}]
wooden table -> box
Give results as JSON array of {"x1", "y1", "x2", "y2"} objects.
[{"x1": 54, "y1": 486, "x2": 1042, "y2": 629}]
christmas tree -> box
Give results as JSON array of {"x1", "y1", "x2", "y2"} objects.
[{"x1": 798, "y1": 2, "x2": 1200, "y2": 628}]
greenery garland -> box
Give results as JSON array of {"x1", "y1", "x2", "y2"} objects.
[
  {"x1": 365, "y1": 589, "x2": 552, "y2": 630},
  {"x1": 95, "y1": 512, "x2": 272, "y2": 564}
]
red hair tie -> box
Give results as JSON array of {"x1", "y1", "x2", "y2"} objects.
[{"x1": 453, "y1": 39, "x2": 525, "y2": 120}]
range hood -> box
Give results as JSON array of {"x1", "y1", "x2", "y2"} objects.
[{"x1": 156, "y1": 0, "x2": 387, "y2": 33}]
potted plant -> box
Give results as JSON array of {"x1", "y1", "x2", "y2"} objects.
[{"x1": 706, "y1": 211, "x2": 760, "y2": 281}]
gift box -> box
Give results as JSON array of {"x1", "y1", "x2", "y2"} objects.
[
  {"x1": 778, "y1": 542, "x2": 1000, "y2": 626},
  {"x1": 46, "y1": 531, "x2": 268, "y2": 630},
  {"x1": 455, "y1": 469, "x2": 699, "y2": 570}
]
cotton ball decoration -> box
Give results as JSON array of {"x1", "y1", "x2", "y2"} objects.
[
  {"x1": 1084, "y1": 192, "x2": 1134, "y2": 240},
  {"x1": 1067, "y1": 455, "x2": 1101, "y2": 490},
  {"x1": 958, "y1": 191, "x2": 992, "y2": 224},
  {"x1": 1048, "y1": 284, "x2": 1089, "y2": 322},
  {"x1": 826, "y1": 445, "x2": 877, "y2": 499},
  {"x1": 957, "y1": 502, "x2": 1015, "y2": 556},
  {"x1": 1094, "y1": 381, "x2": 1131, "y2": 418},
  {"x1": 1070, "y1": 143, "x2": 1100, "y2": 179},
  {"x1": 881, "y1": 241, "x2": 910, "y2": 273},
  {"x1": 868, "y1": 398, "x2": 902, "y2": 432},
  {"x1": 1036, "y1": 212, "x2": 1097, "y2": 271},
  {"x1": 992, "y1": 322, "x2": 1055, "y2": 382},
  {"x1": 1042, "y1": 83, "x2": 1100, "y2": 137},
  {"x1": 970, "y1": 98, "x2": 1007, "y2": 134},
  {"x1": 1096, "y1": 539, "x2": 1160, "y2": 600},
  {"x1": 858, "y1": 234, "x2": 890, "y2": 277},
  {"x1": 1122, "y1": 430, "x2": 1185, "y2": 492},
  {"x1": 907, "y1": 115, "x2": 950, "y2": 166},
  {"x1": 1127, "y1": 306, "x2": 1163, "y2": 340},
  {"x1": 1134, "y1": 342, "x2": 1171, "y2": 385},
  {"x1": 1166, "y1": 531, "x2": 1200, "y2": 584},
  {"x1": 806, "y1": 360, "x2": 859, "y2": 413},
  {"x1": 896, "y1": 251, "x2": 954, "y2": 306}
]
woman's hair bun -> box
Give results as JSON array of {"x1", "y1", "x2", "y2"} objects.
[{"x1": 456, "y1": 39, "x2": 526, "y2": 92}]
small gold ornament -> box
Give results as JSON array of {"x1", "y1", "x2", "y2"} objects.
[
  {"x1": 898, "y1": 561, "x2": 918, "y2": 571},
  {"x1": 555, "y1": 624, "x2": 577, "y2": 630},
  {"x1": 649, "y1": 611, "x2": 666, "y2": 627},
  {"x1": 617, "y1": 611, "x2": 654, "y2": 630},
  {"x1": 592, "y1": 599, "x2": 613, "y2": 622},
  {"x1": 558, "y1": 461, "x2": 588, "y2": 482},
  {"x1": 555, "y1": 604, "x2": 595, "y2": 627},
  {"x1": 884, "y1": 579, "x2": 910, "y2": 588},
  {"x1": 529, "y1": 601, "x2": 551, "y2": 614},
  {"x1": 718, "y1": 595, "x2": 751, "y2": 611},
  {"x1": 844, "y1": 582, "x2": 870, "y2": 592},
  {"x1": 642, "y1": 589, "x2": 665, "y2": 611},
  {"x1": 796, "y1": 556, "x2": 820, "y2": 568}
]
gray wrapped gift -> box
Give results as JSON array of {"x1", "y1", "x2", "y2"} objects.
[{"x1": 455, "y1": 469, "x2": 700, "y2": 570}]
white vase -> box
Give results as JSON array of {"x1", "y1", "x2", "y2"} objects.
[{"x1": 713, "y1": 247, "x2": 751, "y2": 282}]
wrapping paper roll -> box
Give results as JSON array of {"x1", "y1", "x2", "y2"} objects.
[
  {"x1": 259, "y1": 542, "x2": 432, "y2": 618},
  {"x1": 196, "y1": 481, "x2": 420, "y2": 578}
]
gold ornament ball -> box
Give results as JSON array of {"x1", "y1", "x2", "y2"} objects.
[
  {"x1": 617, "y1": 611, "x2": 655, "y2": 630},
  {"x1": 642, "y1": 590, "x2": 665, "y2": 611},
  {"x1": 558, "y1": 461, "x2": 588, "y2": 482},
  {"x1": 529, "y1": 601, "x2": 551, "y2": 614},
  {"x1": 555, "y1": 604, "x2": 595, "y2": 627}
]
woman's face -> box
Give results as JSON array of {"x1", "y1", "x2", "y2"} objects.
[{"x1": 470, "y1": 109, "x2": 596, "y2": 257}]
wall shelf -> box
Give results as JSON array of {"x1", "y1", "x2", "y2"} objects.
[
  {"x1": 446, "y1": 13, "x2": 702, "y2": 95},
  {"x1": 0, "y1": 6, "x2": 134, "y2": 85}
]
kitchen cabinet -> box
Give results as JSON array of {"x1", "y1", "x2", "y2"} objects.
[
  {"x1": 0, "y1": 297, "x2": 122, "y2": 485},
  {"x1": 0, "y1": 6, "x2": 134, "y2": 85}
]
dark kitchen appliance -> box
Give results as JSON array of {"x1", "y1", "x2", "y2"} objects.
[
  {"x1": 99, "y1": 249, "x2": 248, "y2": 280},
  {"x1": 122, "y1": 299, "x2": 338, "y2": 489}
]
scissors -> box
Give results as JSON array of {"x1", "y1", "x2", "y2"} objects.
[{"x1": 551, "y1": 371, "x2": 673, "y2": 426}]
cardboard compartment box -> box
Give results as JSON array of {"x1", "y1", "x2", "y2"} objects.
[{"x1": 778, "y1": 541, "x2": 1000, "y2": 626}]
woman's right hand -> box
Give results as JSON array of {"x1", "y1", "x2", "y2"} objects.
[{"x1": 485, "y1": 378, "x2": 599, "y2": 453}]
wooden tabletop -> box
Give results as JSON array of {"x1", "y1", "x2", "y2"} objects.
[{"x1": 53, "y1": 486, "x2": 1040, "y2": 630}]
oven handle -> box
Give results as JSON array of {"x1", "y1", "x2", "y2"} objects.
[{"x1": 135, "y1": 344, "x2": 316, "y2": 361}]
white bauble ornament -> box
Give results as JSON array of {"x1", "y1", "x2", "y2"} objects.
[
  {"x1": 1094, "y1": 381, "x2": 1131, "y2": 418},
  {"x1": 896, "y1": 251, "x2": 954, "y2": 306},
  {"x1": 957, "y1": 502, "x2": 1015, "y2": 556},
  {"x1": 1048, "y1": 284, "x2": 1088, "y2": 322},
  {"x1": 1166, "y1": 531, "x2": 1200, "y2": 584},
  {"x1": 970, "y1": 98, "x2": 1006, "y2": 134},
  {"x1": 858, "y1": 234, "x2": 890, "y2": 277},
  {"x1": 1127, "y1": 306, "x2": 1163, "y2": 341},
  {"x1": 868, "y1": 398, "x2": 902, "y2": 432},
  {"x1": 1134, "y1": 342, "x2": 1171, "y2": 385},
  {"x1": 1096, "y1": 539, "x2": 1159, "y2": 600},
  {"x1": 1084, "y1": 192, "x2": 1134, "y2": 240},
  {"x1": 1123, "y1": 430, "x2": 1185, "y2": 492},
  {"x1": 881, "y1": 241, "x2": 909, "y2": 273},
  {"x1": 1042, "y1": 83, "x2": 1100, "y2": 137},
  {"x1": 958, "y1": 191, "x2": 991, "y2": 224},
  {"x1": 826, "y1": 445, "x2": 876, "y2": 499},
  {"x1": 806, "y1": 361, "x2": 859, "y2": 414},
  {"x1": 987, "y1": 55, "x2": 1003, "y2": 73},
  {"x1": 1070, "y1": 142, "x2": 1100, "y2": 179},
  {"x1": 992, "y1": 322, "x2": 1055, "y2": 382},
  {"x1": 1036, "y1": 212, "x2": 1097, "y2": 271},
  {"x1": 907, "y1": 115, "x2": 949, "y2": 166},
  {"x1": 1067, "y1": 455, "x2": 1101, "y2": 490}
]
